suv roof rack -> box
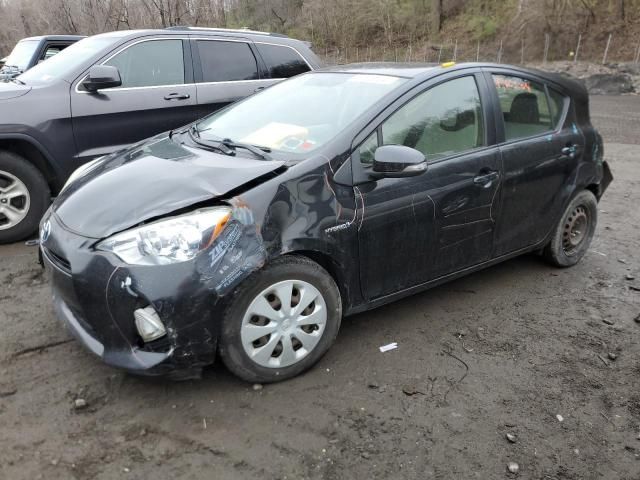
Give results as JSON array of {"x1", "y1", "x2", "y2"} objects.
[{"x1": 164, "y1": 26, "x2": 289, "y2": 38}]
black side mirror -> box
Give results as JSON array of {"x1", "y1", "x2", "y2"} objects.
[
  {"x1": 82, "y1": 65, "x2": 122, "y2": 93},
  {"x1": 372, "y1": 145, "x2": 428, "y2": 178}
]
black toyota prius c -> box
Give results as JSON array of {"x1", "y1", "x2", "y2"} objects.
[{"x1": 40, "y1": 62, "x2": 612, "y2": 382}]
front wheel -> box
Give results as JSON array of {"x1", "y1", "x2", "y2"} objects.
[
  {"x1": 544, "y1": 190, "x2": 598, "y2": 267},
  {"x1": 219, "y1": 255, "x2": 342, "y2": 383},
  {"x1": 0, "y1": 151, "x2": 50, "y2": 244}
]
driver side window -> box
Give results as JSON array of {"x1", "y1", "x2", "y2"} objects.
[
  {"x1": 360, "y1": 76, "x2": 485, "y2": 164},
  {"x1": 105, "y1": 39, "x2": 185, "y2": 88}
]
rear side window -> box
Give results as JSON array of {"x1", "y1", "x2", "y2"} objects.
[
  {"x1": 548, "y1": 88, "x2": 567, "y2": 128},
  {"x1": 492, "y1": 74, "x2": 553, "y2": 141},
  {"x1": 196, "y1": 40, "x2": 258, "y2": 82},
  {"x1": 256, "y1": 43, "x2": 310, "y2": 78},
  {"x1": 106, "y1": 39, "x2": 185, "y2": 88}
]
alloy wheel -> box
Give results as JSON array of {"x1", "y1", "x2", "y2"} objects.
[
  {"x1": 240, "y1": 279, "x2": 327, "y2": 368},
  {"x1": 0, "y1": 170, "x2": 30, "y2": 230}
]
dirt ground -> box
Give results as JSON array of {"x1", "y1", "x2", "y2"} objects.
[{"x1": 1, "y1": 95, "x2": 639, "y2": 480}]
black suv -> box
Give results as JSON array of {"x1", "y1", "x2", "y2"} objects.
[
  {"x1": 0, "y1": 27, "x2": 322, "y2": 243},
  {"x1": 0, "y1": 35, "x2": 84, "y2": 81}
]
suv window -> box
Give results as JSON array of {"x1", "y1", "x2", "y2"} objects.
[
  {"x1": 362, "y1": 76, "x2": 484, "y2": 163},
  {"x1": 492, "y1": 74, "x2": 554, "y2": 140},
  {"x1": 106, "y1": 39, "x2": 185, "y2": 88},
  {"x1": 256, "y1": 43, "x2": 310, "y2": 78},
  {"x1": 196, "y1": 40, "x2": 258, "y2": 82}
]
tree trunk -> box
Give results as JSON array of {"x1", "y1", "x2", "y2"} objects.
[{"x1": 431, "y1": 0, "x2": 441, "y2": 33}]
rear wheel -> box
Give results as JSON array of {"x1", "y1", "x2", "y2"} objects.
[
  {"x1": 219, "y1": 255, "x2": 342, "y2": 383},
  {"x1": 544, "y1": 190, "x2": 598, "y2": 267},
  {"x1": 0, "y1": 151, "x2": 50, "y2": 244}
]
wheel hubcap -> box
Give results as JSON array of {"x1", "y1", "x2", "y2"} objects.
[
  {"x1": 562, "y1": 205, "x2": 589, "y2": 255},
  {"x1": 241, "y1": 279, "x2": 327, "y2": 369},
  {"x1": 0, "y1": 170, "x2": 30, "y2": 230}
]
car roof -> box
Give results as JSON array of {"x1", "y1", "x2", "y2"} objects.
[
  {"x1": 20, "y1": 35, "x2": 86, "y2": 42},
  {"x1": 322, "y1": 62, "x2": 585, "y2": 95},
  {"x1": 90, "y1": 27, "x2": 304, "y2": 46}
]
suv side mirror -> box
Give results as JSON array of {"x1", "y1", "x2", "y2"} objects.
[
  {"x1": 372, "y1": 145, "x2": 428, "y2": 178},
  {"x1": 82, "y1": 65, "x2": 121, "y2": 92}
]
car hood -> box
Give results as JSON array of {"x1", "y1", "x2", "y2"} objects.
[
  {"x1": 0, "y1": 80, "x2": 31, "y2": 99},
  {"x1": 52, "y1": 135, "x2": 287, "y2": 238}
]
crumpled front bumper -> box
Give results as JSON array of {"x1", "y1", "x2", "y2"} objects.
[{"x1": 40, "y1": 215, "x2": 222, "y2": 379}]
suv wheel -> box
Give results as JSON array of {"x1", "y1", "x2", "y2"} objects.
[
  {"x1": 219, "y1": 255, "x2": 342, "y2": 383},
  {"x1": 544, "y1": 190, "x2": 598, "y2": 267},
  {"x1": 0, "y1": 150, "x2": 50, "y2": 244}
]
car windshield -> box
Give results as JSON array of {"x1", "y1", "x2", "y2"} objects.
[
  {"x1": 197, "y1": 72, "x2": 406, "y2": 154},
  {"x1": 19, "y1": 36, "x2": 115, "y2": 84},
  {"x1": 3, "y1": 40, "x2": 39, "y2": 71}
]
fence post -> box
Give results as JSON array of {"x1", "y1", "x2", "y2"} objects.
[
  {"x1": 437, "y1": 45, "x2": 443, "y2": 63},
  {"x1": 520, "y1": 38, "x2": 524, "y2": 64},
  {"x1": 635, "y1": 42, "x2": 640, "y2": 64},
  {"x1": 476, "y1": 41, "x2": 480, "y2": 62},
  {"x1": 453, "y1": 39, "x2": 458, "y2": 62},
  {"x1": 602, "y1": 33, "x2": 612, "y2": 64},
  {"x1": 574, "y1": 34, "x2": 582, "y2": 63},
  {"x1": 543, "y1": 33, "x2": 550, "y2": 64},
  {"x1": 497, "y1": 40, "x2": 503, "y2": 63}
]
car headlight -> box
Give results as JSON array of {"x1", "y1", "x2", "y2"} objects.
[
  {"x1": 96, "y1": 207, "x2": 232, "y2": 265},
  {"x1": 60, "y1": 158, "x2": 102, "y2": 193}
]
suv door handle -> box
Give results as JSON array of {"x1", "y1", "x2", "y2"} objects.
[
  {"x1": 561, "y1": 144, "x2": 578, "y2": 159},
  {"x1": 473, "y1": 170, "x2": 499, "y2": 187},
  {"x1": 164, "y1": 93, "x2": 190, "y2": 101}
]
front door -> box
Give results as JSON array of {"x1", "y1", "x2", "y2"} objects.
[
  {"x1": 487, "y1": 71, "x2": 580, "y2": 256},
  {"x1": 355, "y1": 74, "x2": 501, "y2": 300},
  {"x1": 70, "y1": 37, "x2": 199, "y2": 165}
]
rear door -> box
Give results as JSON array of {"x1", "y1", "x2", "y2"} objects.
[
  {"x1": 191, "y1": 37, "x2": 278, "y2": 119},
  {"x1": 486, "y1": 70, "x2": 579, "y2": 256},
  {"x1": 354, "y1": 72, "x2": 502, "y2": 299},
  {"x1": 70, "y1": 37, "x2": 199, "y2": 165}
]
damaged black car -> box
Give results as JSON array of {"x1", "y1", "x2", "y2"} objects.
[{"x1": 40, "y1": 63, "x2": 612, "y2": 382}]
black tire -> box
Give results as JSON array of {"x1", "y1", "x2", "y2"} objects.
[
  {"x1": 544, "y1": 190, "x2": 598, "y2": 267},
  {"x1": 219, "y1": 255, "x2": 342, "y2": 383},
  {"x1": 0, "y1": 150, "x2": 50, "y2": 244}
]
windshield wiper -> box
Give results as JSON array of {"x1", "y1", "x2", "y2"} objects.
[
  {"x1": 188, "y1": 125, "x2": 235, "y2": 156},
  {"x1": 189, "y1": 125, "x2": 272, "y2": 161},
  {"x1": 10, "y1": 77, "x2": 25, "y2": 85},
  {"x1": 220, "y1": 138, "x2": 273, "y2": 161}
]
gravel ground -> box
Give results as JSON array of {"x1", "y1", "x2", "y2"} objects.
[{"x1": 1, "y1": 95, "x2": 639, "y2": 480}]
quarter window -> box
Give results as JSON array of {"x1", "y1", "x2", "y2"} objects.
[
  {"x1": 256, "y1": 43, "x2": 310, "y2": 78},
  {"x1": 196, "y1": 40, "x2": 258, "y2": 82},
  {"x1": 373, "y1": 76, "x2": 485, "y2": 163},
  {"x1": 105, "y1": 39, "x2": 185, "y2": 88},
  {"x1": 548, "y1": 87, "x2": 567, "y2": 128},
  {"x1": 492, "y1": 74, "x2": 554, "y2": 140}
]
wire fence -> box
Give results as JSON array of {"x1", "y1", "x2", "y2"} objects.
[{"x1": 320, "y1": 33, "x2": 640, "y2": 66}]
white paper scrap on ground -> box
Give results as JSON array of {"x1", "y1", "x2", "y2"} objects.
[{"x1": 379, "y1": 342, "x2": 398, "y2": 352}]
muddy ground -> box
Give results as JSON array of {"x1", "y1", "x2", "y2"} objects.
[{"x1": 1, "y1": 95, "x2": 639, "y2": 480}]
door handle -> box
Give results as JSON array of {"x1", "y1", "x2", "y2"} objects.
[
  {"x1": 561, "y1": 144, "x2": 578, "y2": 159},
  {"x1": 254, "y1": 87, "x2": 265, "y2": 93},
  {"x1": 164, "y1": 93, "x2": 190, "y2": 101},
  {"x1": 473, "y1": 170, "x2": 499, "y2": 187}
]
